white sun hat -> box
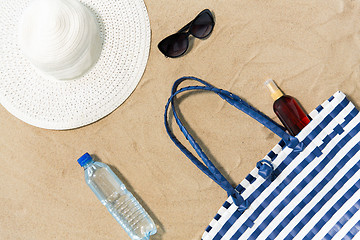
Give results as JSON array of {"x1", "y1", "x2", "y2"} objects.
[{"x1": 0, "y1": 0, "x2": 151, "y2": 130}]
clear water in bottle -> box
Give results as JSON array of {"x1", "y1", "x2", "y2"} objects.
[{"x1": 78, "y1": 153, "x2": 157, "y2": 240}]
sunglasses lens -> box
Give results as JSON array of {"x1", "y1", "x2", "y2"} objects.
[
  {"x1": 158, "y1": 33, "x2": 189, "y2": 58},
  {"x1": 190, "y1": 11, "x2": 214, "y2": 38}
]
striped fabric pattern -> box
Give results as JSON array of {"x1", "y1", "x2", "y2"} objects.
[{"x1": 202, "y1": 91, "x2": 360, "y2": 240}]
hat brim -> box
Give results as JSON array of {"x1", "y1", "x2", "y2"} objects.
[{"x1": 0, "y1": 0, "x2": 151, "y2": 130}]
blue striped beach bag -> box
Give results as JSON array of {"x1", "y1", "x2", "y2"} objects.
[{"x1": 164, "y1": 77, "x2": 360, "y2": 240}]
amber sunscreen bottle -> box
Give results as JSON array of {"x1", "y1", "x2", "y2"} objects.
[{"x1": 265, "y1": 79, "x2": 310, "y2": 136}]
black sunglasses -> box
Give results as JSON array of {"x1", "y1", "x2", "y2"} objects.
[{"x1": 158, "y1": 9, "x2": 215, "y2": 58}]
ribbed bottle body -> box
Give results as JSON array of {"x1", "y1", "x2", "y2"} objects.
[{"x1": 84, "y1": 162, "x2": 156, "y2": 240}]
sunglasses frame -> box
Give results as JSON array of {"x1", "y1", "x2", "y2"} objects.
[{"x1": 158, "y1": 9, "x2": 215, "y2": 58}]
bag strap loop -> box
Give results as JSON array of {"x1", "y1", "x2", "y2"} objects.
[{"x1": 164, "y1": 77, "x2": 296, "y2": 208}]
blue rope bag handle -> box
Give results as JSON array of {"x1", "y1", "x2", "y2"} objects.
[{"x1": 164, "y1": 77, "x2": 302, "y2": 211}]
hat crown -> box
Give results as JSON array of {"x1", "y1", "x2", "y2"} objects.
[{"x1": 18, "y1": 0, "x2": 102, "y2": 80}]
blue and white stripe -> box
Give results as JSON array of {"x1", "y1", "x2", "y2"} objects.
[{"x1": 202, "y1": 91, "x2": 360, "y2": 240}]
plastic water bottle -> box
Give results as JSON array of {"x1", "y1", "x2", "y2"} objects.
[{"x1": 77, "y1": 153, "x2": 157, "y2": 240}]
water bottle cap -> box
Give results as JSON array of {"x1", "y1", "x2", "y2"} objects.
[{"x1": 77, "y1": 153, "x2": 93, "y2": 167}]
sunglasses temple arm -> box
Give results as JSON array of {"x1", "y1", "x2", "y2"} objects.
[{"x1": 177, "y1": 21, "x2": 192, "y2": 33}]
